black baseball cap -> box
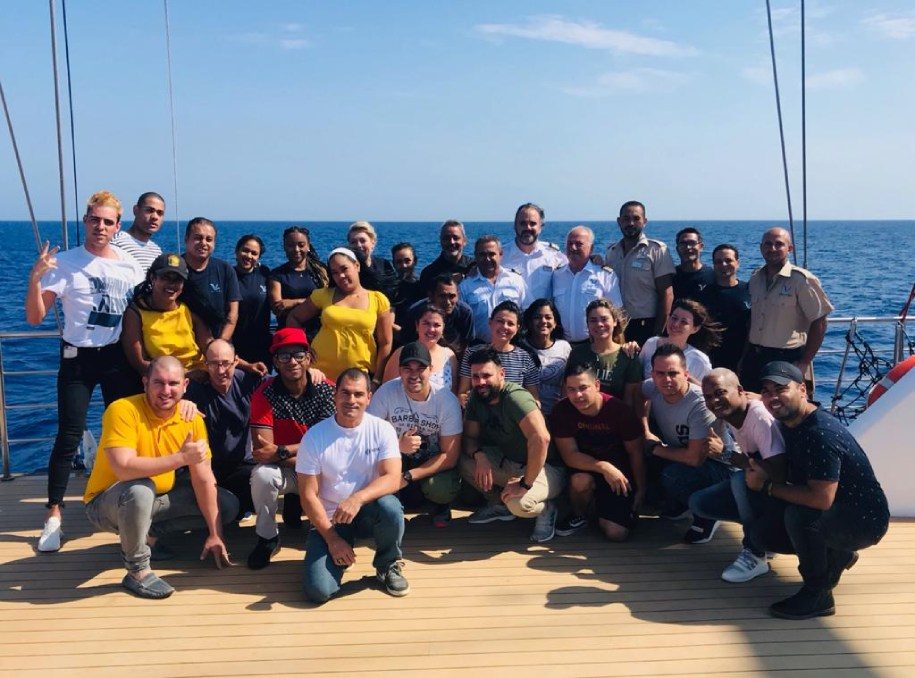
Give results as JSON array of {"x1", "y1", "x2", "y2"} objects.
[
  {"x1": 760, "y1": 361, "x2": 804, "y2": 386},
  {"x1": 149, "y1": 252, "x2": 188, "y2": 280},
  {"x1": 399, "y1": 342, "x2": 431, "y2": 367}
]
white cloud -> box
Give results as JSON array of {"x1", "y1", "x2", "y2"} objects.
[
  {"x1": 741, "y1": 65, "x2": 770, "y2": 85},
  {"x1": 282, "y1": 23, "x2": 306, "y2": 33},
  {"x1": 805, "y1": 67, "x2": 864, "y2": 90},
  {"x1": 279, "y1": 38, "x2": 309, "y2": 50},
  {"x1": 475, "y1": 15, "x2": 697, "y2": 57},
  {"x1": 863, "y1": 12, "x2": 915, "y2": 39},
  {"x1": 762, "y1": 2, "x2": 840, "y2": 46},
  {"x1": 562, "y1": 68, "x2": 690, "y2": 97}
]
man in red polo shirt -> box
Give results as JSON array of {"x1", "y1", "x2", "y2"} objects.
[{"x1": 247, "y1": 328, "x2": 335, "y2": 569}]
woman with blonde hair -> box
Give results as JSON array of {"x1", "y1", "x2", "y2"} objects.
[{"x1": 347, "y1": 220, "x2": 398, "y2": 301}]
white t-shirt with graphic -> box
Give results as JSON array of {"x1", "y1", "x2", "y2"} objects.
[
  {"x1": 297, "y1": 413, "x2": 400, "y2": 520},
  {"x1": 534, "y1": 340, "x2": 572, "y2": 415},
  {"x1": 40, "y1": 245, "x2": 143, "y2": 347},
  {"x1": 367, "y1": 378, "x2": 462, "y2": 463}
]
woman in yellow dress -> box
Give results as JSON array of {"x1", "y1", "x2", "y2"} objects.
[{"x1": 287, "y1": 247, "x2": 394, "y2": 384}]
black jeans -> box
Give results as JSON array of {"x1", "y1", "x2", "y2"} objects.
[
  {"x1": 214, "y1": 461, "x2": 256, "y2": 519},
  {"x1": 626, "y1": 318, "x2": 656, "y2": 348},
  {"x1": 740, "y1": 345, "x2": 804, "y2": 393},
  {"x1": 745, "y1": 498, "x2": 889, "y2": 590},
  {"x1": 48, "y1": 342, "x2": 140, "y2": 508}
]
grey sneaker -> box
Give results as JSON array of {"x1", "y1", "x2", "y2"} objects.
[
  {"x1": 377, "y1": 562, "x2": 410, "y2": 597},
  {"x1": 531, "y1": 501, "x2": 558, "y2": 543},
  {"x1": 468, "y1": 504, "x2": 516, "y2": 524}
]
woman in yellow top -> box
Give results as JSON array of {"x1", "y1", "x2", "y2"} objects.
[
  {"x1": 121, "y1": 253, "x2": 211, "y2": 379},
  {"x1": 287, "y1": 247, "x2": 394, "y2": 384}
]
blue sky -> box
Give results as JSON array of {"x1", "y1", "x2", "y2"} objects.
[{"x1": 1, "y1": 1, "x2": 914, "y2": 221}]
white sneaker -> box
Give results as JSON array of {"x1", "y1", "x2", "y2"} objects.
[
  {"x1": 38, "y1": 517, "x2": 63, "y2": 553},
  {"x1": 721, "y1": 548, "x2": 769, "y2": 583},
  {"x1": 531, "y1": 501, "x2": 558, "y2": 543}
]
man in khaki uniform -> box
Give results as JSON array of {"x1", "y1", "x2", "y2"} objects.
[
  {"x1": 604, "y1": 200, "x2": 675, "y2": 346},
  {"x1": 741, "y1": 227, "x2": 833, "y2": 391}
]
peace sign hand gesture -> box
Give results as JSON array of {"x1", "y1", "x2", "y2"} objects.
[{"x1": 31, "y1": 241, "x2": 60, "y2": 280}]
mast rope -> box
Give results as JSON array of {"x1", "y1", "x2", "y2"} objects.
[
  {"x1": 48, "y1": 0, "x2": 69, "y2": 252},
  {"x1": 60, "y1": 0, "x2": 80, "y2": 246},
  {"x1": 162, "y1": 0, "x2": 182, "y2": 251}
]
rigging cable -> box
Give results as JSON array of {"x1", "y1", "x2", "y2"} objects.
[
  {"x1": 764, "y1": 0, "x2": 797, "y2": 264},
  {"x1": 60, "y1": 0, "x2": 80, "y2": 246},
  {"x1": 48, "y1": 0, "x2": 69, "y2": 251},
  {"x1": 801, "y1": 0, "x2": 808, "y2": 268},
  {"x1": 1, "y1": 78, "x2": 63, "y2": 332},
  {"x1": 162, "y1": 0, "x2": 182, "y2": 251}
]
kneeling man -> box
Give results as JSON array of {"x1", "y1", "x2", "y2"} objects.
[
  {"x1": 84, "y1": 356, "x2": 237, "y2": 599},
  {"x1": 298, "y1": 369, "x2": 408, "y2": 603},
  {"x1": 551, "y1": 363, "x2": 645, "y2": 541}
]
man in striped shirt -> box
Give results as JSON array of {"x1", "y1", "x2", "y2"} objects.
[{"x1": 111, "y1": 192, "x2": 165, "y2": 272}]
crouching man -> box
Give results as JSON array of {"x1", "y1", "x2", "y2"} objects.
[
  {"x1": 84, "y1": 356, "x2": 237, "y2": 599},
  {"x1": 298, "y1": 369, "x2": 408, "y2": 603},
  {"x1": 745, "y1": 361, "x2": 889, "y2": 619}
]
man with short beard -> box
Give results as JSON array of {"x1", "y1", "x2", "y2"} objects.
[
  {"x1": 180, "y1": 217, "x2": 242, "y2": 341},
  {"x1": 112, "y1": 192, "x2": 165, "y2": 271},
  {"x1": 502, "y1": 203, "x2": 567, "y2": 301},
  {"x1": 367, "y1": 342, "x2": 463, "y2": 527},
  {"x1": 459, "y1": 236, "x2": 528, "y2": 342},
  {"x1": 691, "y1": 368, "x2": 786, "y2": 582},
  {"x1": 400, "y1": 274, "x2": 475, "y2": 356},
  {"x1": 744, "y1": 361, "x2": 889, "y2": 620},
  {"x1": 700, "y1": 244, "x2": 750, "y2": 372},
  {"x1": 418, "y1": 219, "x2": 474, "y2": 294}
]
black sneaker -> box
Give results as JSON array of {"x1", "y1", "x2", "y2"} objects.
[
  {"x1": 827, "y1": 550, "x2": 859, "y2": 588},
  {"x1": 247, "y1": 535, "x2": 280, "y2": 570},
  {"x1": 377, "y1": 561, "x2": 410, "y2": 597},
  {"x1": 555, "y1": 514, "x2": 587, "y2": 537},
  {"x1": 683, "y1": 517, "x2": 720, "y2": 544},
  {"x1": 770, "y1": 586, "x2": 835, "y2": 620},
  {"x1": 431, "y1": 503, "x2": 452, "y2": 529}
]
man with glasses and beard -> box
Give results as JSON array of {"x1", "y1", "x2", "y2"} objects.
[{"x1": 246, "y1": 328, "x2": 335, "y2": 570}]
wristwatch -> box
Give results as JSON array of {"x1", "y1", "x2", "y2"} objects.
[
  {"x1": 519, "y1": 477, "x2": 532, "y2": 490},
  {"x1": 276, "y1": 445, "x2": 290, "y2": 461},
  {"x1": 402, "y1": 470, "x2": 414, "y2": 485}
]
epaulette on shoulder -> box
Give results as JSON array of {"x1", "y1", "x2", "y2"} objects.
[
  {"x1": 507, "y1": 267, "x2": 522, "y2": 276},
  {"x1": 601, "y1": 265, "x2": 615, "y2": 274},
  {"x1": 546, "y1": 241, "x2": 560, "y2": 251},
  {"x1": 790, "y1": 265, "x2": 816, "y2": 279}
]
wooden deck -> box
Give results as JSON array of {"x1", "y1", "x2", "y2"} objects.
[{"x1": 1, "y1": 475, "x2": 914, "y2": 677}]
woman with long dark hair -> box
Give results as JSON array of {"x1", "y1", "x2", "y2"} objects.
[
  {"x1": 638, "y1": 298, "x2": 722, "y2": 383},
  {"x1": 233, "y1": 234, "x2": 271, "y2": 371},
  {"x1": 522, "y1": 299, "x2": 572, "y2": 415},
  {"x1": 268, "y1": 226, "x2": 329, "y2": 339}
]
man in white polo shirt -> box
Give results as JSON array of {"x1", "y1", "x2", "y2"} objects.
[
  {"x1": 459, "y1": 235, "x2": 528, "y2": 342},
  {"x1": 298, "y1": 368, "x2": 407, "y2": 603}
]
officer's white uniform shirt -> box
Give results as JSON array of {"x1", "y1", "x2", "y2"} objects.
[
  {"x1": 501, "y1": 240, "x2": 568, "y2": 302},
  {"x1": 458, "y1": 267, "x2": 528, "y2": 341},
  {"x1": 552, "y1": 260, "x2": 623, "y2": 342}
]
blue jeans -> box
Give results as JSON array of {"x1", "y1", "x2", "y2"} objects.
[
  {"x1": 689, "y1": 471, "x2": 769, "y2": 555},
  {"x1": 302, "y1": 494, "x2": 404, "y2": 604},
  {"x1": 660, "y1": 460, "x2": 733, "y2": 513}
]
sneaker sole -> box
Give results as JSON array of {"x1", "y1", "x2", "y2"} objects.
[
  {"x1": 468, "y1": 514, "x2": 516, "y2": 525},
  {"x1": 769, "y1": 604, "x2": 835, "y2": 620},
  {"x1": 530, "y1": 530, "x2": 555, "y2": 543},
  {"x1": 722, "y1": 564, "x2": 770, "y2": 583},
  {"x1": 684, "y1": 521, "x2": 720, "y2": 545},
  {"x1": 246, "y1": 542, "x2": 281, "y2": 570},
  {"x1": 377, "y1": 573, "x2": 411, "y2": 597},
  {"x1": 555, "y1": 526, "x2": 586, "y2": 537}
]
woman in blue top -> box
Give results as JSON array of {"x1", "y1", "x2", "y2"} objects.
[
  {"x1": 268, "y1": 226, "x2": 329, "y2": 340},
  {"x1": 233, "y1": 234, "x2": 271, "y2": 371}
]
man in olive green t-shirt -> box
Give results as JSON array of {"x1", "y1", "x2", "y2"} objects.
[{"x1": 459, "y1": 347, "x2": 565, "y2": 543}]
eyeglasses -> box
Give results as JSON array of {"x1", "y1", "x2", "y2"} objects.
[
  {"x1": 275, "y1": 351, "x2": 308, "y2": 363},
  {"x1": 205, "y1": 360, "x2": 234, "y2": 369}
]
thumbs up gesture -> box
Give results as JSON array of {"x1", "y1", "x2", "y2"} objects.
[
  {"x1": 179, "y1": 432, "x2": 208, "y2": 466},
  {"x1": 399, "y1": 427, "x2": 422, "y2": 455}
]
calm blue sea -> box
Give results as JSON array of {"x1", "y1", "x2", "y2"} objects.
[{"x1": 2, "y1": 219, "x2": 913, "y2": 473}]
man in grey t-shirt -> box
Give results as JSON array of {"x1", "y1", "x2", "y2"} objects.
[
  {"x1": 642, "y1": 344, "x2": 733, "y2": 544},
  {"x1": 366, "y1": 343, "x2": 463, "y2": 527}
]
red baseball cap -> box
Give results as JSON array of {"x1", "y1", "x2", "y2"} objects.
[{"x1": 269, "y1": 327, "x2": 309, "y2": 354}]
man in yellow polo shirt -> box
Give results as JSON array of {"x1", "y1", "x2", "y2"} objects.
[{"x1": 84, "y1": 355, "x2": 238, "y2": 599}]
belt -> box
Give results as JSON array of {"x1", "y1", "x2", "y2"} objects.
[{"x1": 62, "y1": 341, "x2": 119, "y2": 354}]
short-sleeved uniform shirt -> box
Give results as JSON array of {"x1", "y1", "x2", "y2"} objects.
[
  {"x1": 112, "y1": 231, "x2": 162, "y2": 272},
  {"x1": 567, "y1": 344, "x2": 643, "y2": 399},
  {"x1": 641, "y1": 379, "x2": 716, "y2": 448},
  {"x1": 781, "y1": 409, "x2": 889, "y2": 532},
  {"x1": 459, "y1": 268, "x2": 528, "y2": 341},
  {"x1": 234, "y1": 264, "x2": 272, "y2": 364},
  {"x1": 605, "y1": 235, "x2": 676, "y2": 320},
  {"x1": 186, "y1": 369, "x2": 263, "y2": 477},
  {"x1": 41, "y1": 245, "x2": 144, "y2": 347},
  {"x1": 84, "y1": 394, "x2": 209, "y2": 502},
  {"x1": 366, "y1": 378, "x2": 463, "y2": 465},
  {"x1": 748, "y1": 262, "x2": 833, "y2": 349},
  {"x1": 672, "y1": 265, "x2": 716, "y2": 303},
  {"x1": 551, "y1": 393, "x2": 642, "y2": 479},
  {"x1": 297, "y1": 413, "x2": 400, "y2": 520},
  {"x1": 501, "y1": 240, "x2": 568, "y2": 301},
  {"x1": 249, "y1": 376, "x2": 336, "y2": 447},
  {"x1": 269, "y1": 261, "x2": 322, "y2": 333},
  {"x1": 180, "y1": 256, "x2": 242, "y2": 338},
  {"x1": 552, "y1": 260, "x2": 623, "y2": 342},
  {"x1": 465, "y1": 382, "x2": 548, "y2": 464},
  {"x1": 460, "y1": 343, "x2": 540, "y2": 389},
  {"x1": 310, "y1": 287, "x2": 391, "y2": 380}
]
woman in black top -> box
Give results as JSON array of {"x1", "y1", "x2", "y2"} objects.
[
  {"x1": 347, "y1": 220, "x2": 399, "y2": 302},
  {"x1": 268, "y1": 226, "x2": 329, "y2": 340},
  {"x1": 233, "y1": 234, "x2": 271, "y2": 370}
]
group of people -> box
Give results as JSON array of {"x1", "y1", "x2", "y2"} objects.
[{"x1": 24, "y1": 190, "x2": 889, "y2": 620}]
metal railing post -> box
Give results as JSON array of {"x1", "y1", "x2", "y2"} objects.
[
  {"x1": 893, "y1": 321, "x2": 905, "y2": 365},
  {"x1": 0, "y1": 337, "x2": 13, "y2": 481},
  {"x1": 831, "y1": 317, "x2": 856, "y2": 415}
]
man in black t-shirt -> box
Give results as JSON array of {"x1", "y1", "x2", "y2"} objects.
[
  {"x1": 180, "y1": 217, "x2": 242, "y2": 340},
  {"x1": 745, "y1": 361, "x2": 889, "y2": 620},
  {"x1": 672, "y1": 227, "x2": 716, "y2": 303},
  {"x1": 700, "y1": 244, "x2": 750, "y2": 371},
  {"x1": 399, "y1": 275, "x2": 475, "y2": 357},
  {"x1": 417, "y1": 220, "x2": 474, "y2": 294}
]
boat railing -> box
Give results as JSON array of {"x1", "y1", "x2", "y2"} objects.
[{"x1": 0, "y1": 316, "x2": 910, "y2": 479}]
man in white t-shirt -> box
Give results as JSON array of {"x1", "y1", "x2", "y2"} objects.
[
  {"x1": 25, "y1": 190, "x2": 144, "y2": 553},
  {"x1": 367, "y1": 342, "x2": 462, "y2": 527},
  {"x1": 297, "y1": 368, "x2": 407, "y2": 603},
  {"x1": 692, "y1": 368, "x2": 787, "y2": 582},
  {"x1": 111, "y1": 192, "x2": 165, "y2": 272}
]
